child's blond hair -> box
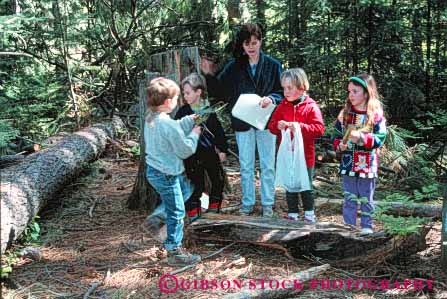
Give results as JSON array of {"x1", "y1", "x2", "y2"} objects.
[{"x1": 280, "y1": 68, "x2": 309, "y2": 92}]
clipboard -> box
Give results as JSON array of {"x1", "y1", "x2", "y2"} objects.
[{"x1": 231, "y1": 94, "x2": 276, "y2": 130}]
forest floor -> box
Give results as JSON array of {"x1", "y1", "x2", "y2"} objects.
[{"x1": 1, "y1": 142, "x2": 447, "y2": 299}]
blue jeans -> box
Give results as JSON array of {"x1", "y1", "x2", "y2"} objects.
[
  {"x1": 235, "y1": 128, "x2": 276, "y2": 208},
  {"x1": 146, "y1": 165, "x2": 193, "y2": 251}
]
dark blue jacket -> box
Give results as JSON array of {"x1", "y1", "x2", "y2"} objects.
[
  {"x1": 174, "y1": 104, "x2": 228, "y2": 154},
  {"x1": 205, "y1": 52, "x2": 283, "y2": 132}
]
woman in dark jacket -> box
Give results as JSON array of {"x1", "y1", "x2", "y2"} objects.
[{"x1": 201, "y1": 23, "x2": 283, "y2": 217}]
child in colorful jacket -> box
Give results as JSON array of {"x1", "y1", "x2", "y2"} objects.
[{"x1": 333, "y1": 74, "x2": 387, "y2": 235}]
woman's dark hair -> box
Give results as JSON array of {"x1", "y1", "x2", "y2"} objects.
[{"x1": 232, "y1": 23, "x2": 263, "y2": 60}]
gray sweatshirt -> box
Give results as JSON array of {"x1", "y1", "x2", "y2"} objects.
[{"x1": 144, "y1": 112, "x2": 199, "y2": 175}]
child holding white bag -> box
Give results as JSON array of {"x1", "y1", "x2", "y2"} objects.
[{"x1": 268, "y1": 68, "x2": 325, "y2": 222}]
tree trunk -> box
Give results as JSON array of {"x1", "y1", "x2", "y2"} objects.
[
  {"x1": 127, "y1": 76, "x2": 160, "y2": 212},
  {"x1": 412, "y1": 6, "x2": 424, "y2": 74},
  {"x1": 352, "y1": 2, "x2": 359, "y2": 74},
  {"x1": 255, "y1": 0, "x2": 266, "y2": 33},
  {"x1": 367, "y1": 3, "x2": 373, "y2": 73},
  {"x1": 128, "y1": 47, "x2": 205, "y2": 211},
  {"x1": 0, "y1": 117, "x2": 124, "y2": 254},
  {"x1": 426, "y1": 0, "x2": 432, "y2": 99},
  {"x1": 226, "y1": 0, "x2": 241, "y2": 27},
  {"x1": 188, "y1": 213, "x2": 429, "y2": 266},
  {"x1": 441, "y1": 172, "x2": 447, "y2": 269}
]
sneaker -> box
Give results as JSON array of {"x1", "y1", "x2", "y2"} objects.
[
  {"x1": 262, "y1": 206, "x2": 274, "y2": 218},
  {"x1": 206, "y1": 208, "x2": 220, "y2": 214},
  {"x1": 283, "y1": 215, "x2": 298, "y2": 221},
  {"x1": 303, "y1": 211, "x2": 317, "y2": 223},
  {"x1": 167, "y1": 248, "x2": 201, "y2": 266},
  {"x1": 188, "y1": 214, "x2": 201, "y2": 223},
  {"x1": 345, "y1": 224, "x2": 357, "y2": 231},
  {"x1": 239, "y1": 206, "x2": 253, "y2": 216},
  {"x1": 207, "y1": 200, "x2": 221, "y2": 214},
  {"x1": 360, "y1": 228, "x2": 374, "y2": 235}
]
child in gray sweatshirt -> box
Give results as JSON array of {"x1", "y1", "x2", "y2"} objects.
[{"x1": 142, "y1": 77, "x2": 202, "y2": 266}]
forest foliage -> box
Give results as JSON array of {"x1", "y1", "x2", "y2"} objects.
[{"x1": 0, "y1": 0, "x2": 446, "y2": 185}]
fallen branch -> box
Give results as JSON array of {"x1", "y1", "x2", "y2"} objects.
[
  {"x1": 170, "y1": 242, "x2": 236, "y2": 275},
  {"x1": 88, "y1": 198, "x2": 98, "y2": 218},
  {"x1": 83, "y1": 282, "x2": 102, "y2": 299}
]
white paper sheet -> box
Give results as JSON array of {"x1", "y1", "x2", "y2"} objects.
[{"x1": 231, "y1": 94, "x2": 276, "y2": 130}]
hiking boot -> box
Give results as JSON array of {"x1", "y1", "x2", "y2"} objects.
[
  {"x1": 262, "y1": 206, "x2": 274, "y2": 218},
  {"x1": 167, "y1": 248, "x2": 201, "y2": 266}
]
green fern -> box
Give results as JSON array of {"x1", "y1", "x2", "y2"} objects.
[{"x1": 385, "y1": 125, "x2": 419, "y2": 153}]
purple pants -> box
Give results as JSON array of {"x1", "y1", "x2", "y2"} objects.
[{"x1": 342, "y1": 175, "x2": 376, "y2": 229}]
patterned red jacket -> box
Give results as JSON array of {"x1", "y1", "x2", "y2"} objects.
[{"x1": 268, "y1": 96, "x2": 325, "y2": 167}]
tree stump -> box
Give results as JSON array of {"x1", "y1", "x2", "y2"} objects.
[{"x1": 126, "y1": 73, "x2": 161, "y2": 212}]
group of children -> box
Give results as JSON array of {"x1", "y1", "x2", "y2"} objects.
[{"x1": 142, "y1": 69, "x2": 387, "y2": 266}]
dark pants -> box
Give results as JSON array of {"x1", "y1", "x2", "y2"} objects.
[
  {"x1": 285, "y1": 167, "x2": 314, "y2": 213},
  {"x1": 185, "y1": 148, "x2": 225, "y2": 217}
]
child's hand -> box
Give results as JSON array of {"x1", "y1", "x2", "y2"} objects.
[
  {"x1": 215, "y1": 147, "x2": 226, "y2": 162},
  {"x1": 260, "y1": 97, "x2": 273, "y2": 108},
  {"x1": 278, "y1": 120, "x2": 288, "y2": 130},
  {"x1": 192, "y1": 126, "x2": 202, "y2": 135},
  {"x1": 349, "y1": 130, "x2": 361, "y2": 144},
  {"x1": 191, "y1": 114, "x2": 204, "y2": 125},
  {"x1": 218, "y1": 152, "x2": 226, "y2": 162},
  {"x1": 289, "y1": 122, "x2": 300, "y2": 133}
]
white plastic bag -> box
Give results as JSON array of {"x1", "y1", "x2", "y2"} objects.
[{"x1": 275, "y1": 123, "x2": 311, "y2": 192}]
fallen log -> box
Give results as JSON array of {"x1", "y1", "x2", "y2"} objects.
[
  {"x1": 316, "y1": 198, "x2": 442, "y2": 219},
  {"x1": 188, "y1": 213, "x2": 429, "y2": 267},
  {"x1": 0, "y1": 117, "x2": 124, "y2": 254}
]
